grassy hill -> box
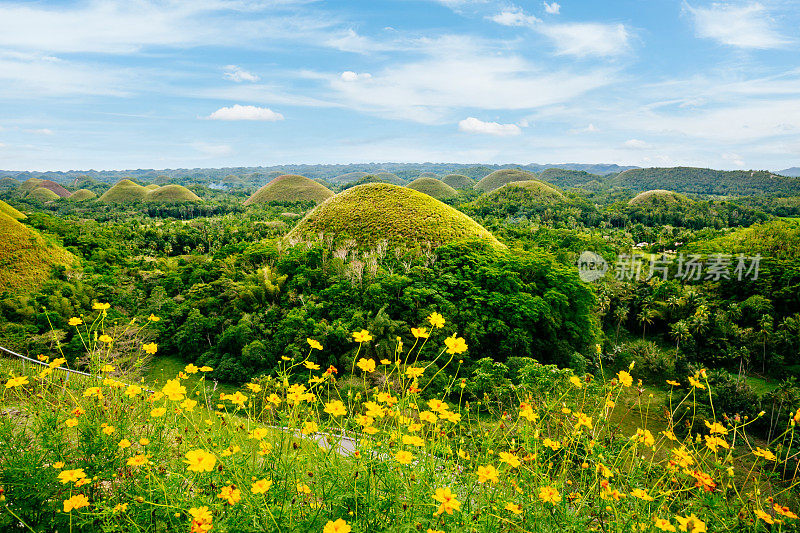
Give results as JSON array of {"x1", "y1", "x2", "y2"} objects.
[
  {"x1": 67, "y1": 189, "x2": 98, "y2": 202},
  {"x1": 18, "y1": 177, "x2": 43, "y2": 192},
  {"x1": 146, "y1": 184, "x2": 201, "y2": 203},
  {"x1": 406, "y1": 177, "x2": 458, "y2": 199},
  {"x1": 28, "y1": 187, "x2": 61, "y2": 202},
  {"x1": 286, "y1": 183, "x2": 503, "y2": 249},
  {"x1": 244, "y1": 175, "x2": 334, "y2": 206},
  {"x1": 0, "y1": 200, "x2": 26, "y2": 220},
  {"x1": 0, "y1": 177, "x2": 20, "y2": 191},
  {"x1": 0, "y1": 212, "x2": 76, "y2": 293},
  {"x1": 144, "y1": 184, "x2": 161, "y2": 191},
  {"x1": 98, "y1": 179, "x2": 149, "y2": 203},
  {"x1": 441, "y1": 174, "x2": 475, "y2": 190},
  {"x1": 38, "y1": 179, "x2": 72, "y2": 198},
  {"x1": 628, "y1": 189, "x2": 692, "y2": 207},
  {"x1": 485, "y1": 180, "x2": 564, "y2": 202},
  {"x1": 474, "y1": 169, "x2": 536, "y2": 193},
  {"x1": 610, "y1": 167, "x2": 800, "y2": 196}
]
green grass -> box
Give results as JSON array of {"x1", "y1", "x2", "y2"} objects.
[
  {"x1": 473, "y1": 168, "x2": 536, "y2": 193},
  {"x1": 0, "y1": 212, "x2": 76, "y2": 293},
  {"x1": 746, "y1": 375, "x2": 780, "y2": 396},
  {"x1": 68, "y1": 189, "x2": 98, "y2": 202},
  {"x1": 244, "y1": 174, "x2": 334, "y2": 206},
  {"x1": 406, "y1": 177, "x2": 458, "y2": 199},
  {"x1": 18, "y1": 177, "x2": 43, "y2": 191},
  {"x1": 143, "y1": 355, "x2": 239, "y2": 396},
  {"x1": 28, "y1": 187, "x2": 61, "y2": 202},
  {"x1": 98, "y1": 179, "x2": 149, "y2": 203},
  {"x1": 441, "y1": 174, "x2": 474, "y2": 190},
  {"x1": 146, "y1": 184, "x2": 201, "y2": 203},
  {"x1": 286, "y1": 183, "x2": 504, "y2": 249},
  {"x1": 628, "y1": 189, "x2": 692, "y2": 207},
  {"x1": 0, "y1": 199, "x2": 26, "y2": 220},
  {"x1": 481, "y1": 179, "x2": 564, "y2": 202}
]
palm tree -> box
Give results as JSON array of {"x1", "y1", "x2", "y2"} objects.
[
  {"x1": 758, "y1": 315, "x2": 773, "y2": 374},
  {"x1": 670, "y1": 320, "x2": 691, "y2": 355}
]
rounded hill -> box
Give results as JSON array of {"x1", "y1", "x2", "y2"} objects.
[
  {"x1": 29, "y1": 187, "x2": 61, "y2": 202},
  {"x1": 19, "y1": 177, "x2": 43, "y2": 192},
  {"x1": 146, "y1": 184, "x2": 201, "y2": 203},
  {"x1": 331, "y1": 171, "x2": 370, "y2": 184},
  {"x1": 474, "y1": 169, "x2": 537, "y2": 193},
  {"x1": 442, "y1": 174, "x2": 475, "y2": 190},
  {"x1": 406, "y1": 177, "x2": 458, "y2": 199},
  {"x1": 144, "y1": 184, "x2": 161, "y2": 191},
  {"x1": 628, "y1": 189, "x2": 691, "y2": 207},
  {"x1": 0, "y1": 212, "x2": 76, "y2": 293},
  {"x1": 0, "y1": 177, "x2": 20, "y2": 191},
  {"x1": 0, "y1": 200, "x2": 26, "y2": 220},
  {"x1": 485, "y1": 180, "x2": 564, "y2": 202},
  {"x1": 38, "y1": 179, "x2": 72, "y2": 198},
  {"x1": 98, "y1": 179, "x2": 149, "y2": 203},
  {"x1": 68, "y1": 189, "x2": 98, "y2": 202},
  {"x1": 244, "y1": 175, "x2": 334, "y2": 206},
  {"x1": 286, "y1": 183, "x2": 503, "y2": 249}
]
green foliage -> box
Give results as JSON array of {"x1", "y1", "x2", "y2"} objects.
[
  {"x1": 473, "y1": 168, "x2": 536, "y2": 193},
  {"x1": 244, "y1": 175, "x2": 333, "y2": 206},
  {"x1": 610, "y1": 166, "x2": 800, "y2": 196},
  {"x1": 405, "y1": 177, "x2": 458, "y2": 199}
]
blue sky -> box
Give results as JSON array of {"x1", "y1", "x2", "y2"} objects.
[{"x1": 0, "y1": 0, "x2": 798, "y2": 171}]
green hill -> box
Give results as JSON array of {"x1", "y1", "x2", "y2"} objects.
[
  {"x1": 406, "y1": 177, "x2": 458, "y2": 200},
  {"x1": 98, "y1": 179, "x2": 149, "y2": 203},
  {"x1": 38, "y1": 179, "x2": 72, "y2": 198},
  {"x1": 485, "y1": 180, "x2": 564, "y2": 202},
  {"x1": 285, "y1": 183, "x2": 503, "y2": 249},
  {"x1": 417, "y1": 172, "x2": 439, "y2": 179},
  {"x1": 0, "y1": 212, "x2": 76, "y2": 294},
  {"x1": 474, "y1": 169, "x2": 537, "y2": 193},
  {"x1": 343, "y1": 173, "x2": 407, "y2": 189},
  {"x1": 67, "y1": 189, "x2": 98, "y2": 202},
  {"x1": 244, "y1": 175, "x2": 334, "y2": 206},
  {"x1": 609, "y1": 167, "x2": 800, "y2": 196},
  {"x1": 29, "y1": 187, "x2": 61, "y2": 202},
  {"x1": 144, "y1": 184, "x2": 161, "y2": 191},
  {"x1": 441, "y1": 174, "x2": 475, "y2": 190},
  {"x1": 146, "y1": 184, "x2": 201, "y2": 203},
  {"x1": 19, "y1": 177, "x2": 43, "y2": 192},
  {"x1": 0, "y1": 200, "x2": 26, "y2": 220},
  {"x1": 0, "y1": 177, "x2": 20, "y2": 191},
  {"x1": 628, "y1": 189, "x2": 692, "y2": 207},
  {"x1": 537, "y1": 168, "x2": 602, "y2": 188}
]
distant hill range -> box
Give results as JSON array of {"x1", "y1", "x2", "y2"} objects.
[{"x1": 3, "y1": 164, "x2": 800, "y2": 197}]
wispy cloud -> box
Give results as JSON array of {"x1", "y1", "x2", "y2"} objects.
[
  {"x1": 489, "y1": 8, "x2": 540, "y2": 26},
  {"x1": 684, "y1": 2, "x2": 790, "y2": 49},
  {"x1": 206, "y1": 105, "x2": 284, "y2": 121},
  {"x1": 192, "y1": 142, "x2": 233, "y2": 157},
  {"x1": 340, "y1": 71, "x2": 372, "y2": 82},
  {"x1": 543, "y1": 2, "x2": 561, "y2": 15},
  {"x1": 223, "y1": 65, "x2": 259, "y2": 82},
  {"x1": 623, "y1": 139, "x2": 651, "y2": 149},
  {"x1": 458, "y1": 117, "x2": 522, "y2": 136}
]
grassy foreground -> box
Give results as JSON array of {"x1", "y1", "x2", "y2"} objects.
[{"x1": 1, "y1": 306, "x2": 800, "y2": 532}]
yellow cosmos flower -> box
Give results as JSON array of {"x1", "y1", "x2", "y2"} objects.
[
  {"x1": 504, "y1": 502, "x2": 523, "y2": 515},
  {"x1": 139, "y1": 438, "x2": 150, "y2": 446},
  {"x1": 162, "y1": 379, "x2": 186, "y2": 401},
  {"x1": 356, "y1": 358, "x2": 376, "y2": 373},
  {"x1": 199, "y1": 366, "x2": 213, "y2": 372},
  {"x1": 687, "y1": 375, "x2": 706, "y2": 390},
  {"x1": 147, "y1": 314, "x2": 160, "y2": 322},
  {"x1": 99, "y1": 335, "x2": 113, "y2": 344},
  {"x1": 419, "y1": 410, "x2": 438, "y2": 423},
  {"x1": 542, "y1": 438, "x2": 561, "y2": 451},
  {"x1": 307, "y1": 338, "x2": 323, "y2": 350},
  {"x1": 5, "y1": 376, "x2": 28, "y2": 389},
  {"x1": 184, "y1": 449, "x2": 216, "y2": 472},
  {"x1": 303, "y1": 360, "x2": 320, "y2": 370},
  {"x1": 251, "y1": 478, "x2": 273, "y2": 494},
  {"x1": 574, "y1": 412, "x2": 592, "y2": 429},
  {"x1": 217, "y1": 485, "x2": 241, "y2": 505},
  {"x1": 675, "y1": 514, "x2": 706, "y2": 533},
  {"x1": 444, "y1": 335, "x2": 468, "y2": 355},
  {"x1": 402, "y1": 434, "x2": 424, "y2": 447},
  {"x1": 352, "y1": 329, "x2": 373, "y2": 343},
  {"x1": 113, "y1": 503, "x2": 128, "y2": 513},
  {"x1": 184, "y1": 364, "x2": 199, "y2": 374},
  {"x1": 49, "y1": 357, "x2": 66, "y2": 369},
  {"x1": 102, "y1": 425, "x2": 116, "y2": 435},
  {"x1": 498, "y1": 452, "x2": 521, "y2": 468},
  {"x1": 124, "y1": 385, "x2": 142, "y2": 398},
  {"x1": 538, "y1": 486, "x2": 561, "y2": 505},
  {"x1": 654, "y1": 518, "x2": 676, "y2": 532},
  {"x1": 634, "y1": 428, "x2": 655, "y2": 447},
  {"x1": 631, "y1": 488, "x2": 654, "y2": 501},
  {"x1": 58, "y1": 468, "x2": 87, "y2": 484},
  {"x1": 296, "y1": 483, "x2": 311, "y2": 494},
  {"x1": 477, "y1": 464, "x2": 499, "y2": 484},
  {"x1": 324, "y1": 400, "x2": 347, "y2": 417},
  {"x1": 63, "y1": 494, "x2": 90, "y2": 512},
  {"x1": 411, "y1": 327, "x2": 430, "y2": 339},
  {"x1": 150, "y1": 407, "x2": 166, "y2": 418},
  {"x1": 92, "y1": 302, "x2": 110, "y2": 310},
  {"x1": 246, "y1": 383, "x2": 262, "y2": 393},
  {"x1": 65, "y1": 418, "x2": 78, "y2": 427},
  {"x1": 68, "y1": 317, "x2": 83, "y2": 326},
  {"x1": 617, "y1": 370, "x2": 633, "y2": 387},
  {"x1": 773, "y1": 504, "x2": 798, "y2": 519},
  {"x1": 433, "y1": 487, "x2": 460, "y2": 515},
  {"x1": 704, "y1": 420, "x2": 728, "y2": 435},
  {"x1": 427, "y1": 312, "x2": 445, "y2": 329},
  {"x1": 83, "y1": 387, "x2": 103, "y2": 400},
  {"x1": 754, "y1": 447, "x2": 777, "y2": 461},
  {"x1": 405, "y1": 366, "x2": 424, "y2": 379},
  {"x1": 323, "y1": 519, "x2": 351, "y2": 533},
  {"x1": 569, "y1": 375, "x2": 582, "y2": 388},
  {"x1": 395, "y1": 450, "x2": 414, "y2": 464},
  {"x1": 127, "y1": 454, "x2": 148, "y2": 466},
  {"x1": 301, "y1": 421, "x2": 319, "y2": 435},
  {"x1": 118, "y1": 439, "x2": 131, "y2": 449},
  {"x1": 181, "y1": 398, "x2": 198, "y2": 412},
  {"x1": 142, "y1": 342, "x2": 158, "y2": 355},
  {"x1": 189, "y1": 506, "x2": 213, "y2": 532},
  {"x1": 666, "y1": 380, "x2": 681, "y2": 387}
]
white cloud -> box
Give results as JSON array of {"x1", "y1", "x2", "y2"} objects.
[
  {"x1": 340, "y1": 71, "x2": 372, "y2": 82},
  {"x1": 458, "y1": 117, "x2": 522, "y2": 136},
  {"x1": 207, "y1": 104, "x2": 284, "y2": 121},
  {"x1": 722, "y1": 152, "x2": 745, "y2": 167},
  {"x1": 685, "y1": 2, "x2": 789, "y2": 49},
  {"x1": 538, "y1": 22, "x2": 630, "y2": 57},
  {"x1": 490, "y1": 8, "x2": 540, "y2": 27},
  {"x1": 543, "y1": 2, "x2": 561, "y2": 15},
  {"x1": 324, "y1": 29, "x2": 400, "y2": 54},
  {"x1": 623, "y1": 139, "x2": 651, "y2": 149},
  {"x1": 192, "y1": 142, "x2": 233, "y2": 157},
  {"x1": 223, "y1": 65, "x2": 259, "y2": 83},
  {"x1": 27, "y1": 128, "x2": 54, "y2": 135}
]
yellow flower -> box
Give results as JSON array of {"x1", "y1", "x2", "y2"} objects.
[
  {"x1": 411, "y1": 327, "x2": 430, "y2": 339},
  {"x1": 148, "y1": 314, "x2": 160, "y2": 322},
  {"x1": 251, "y1": 478, "x2": 273, "y2": 494},
  {"x1": 150, "y1": 407, "x2": 167, "y2": 418},
  {"x1": 569, "y1": 375, "x2": 582, "y2": 388},
  {"x1": 654, "y1": 518, "x2": 676, "y2": 532},
  {"x1": 574, "y1": 412, "x2": 592, "y2": 429},
  {"x1": 113, "y1": 503, "x2": 128, "y2": 513},
  {"x1": 199, "y1": 366, "x2": 213, "y2": 372},
  {"x1": 704, "y1": 420, "x2": 728, "y2": 435},
  {"x1": 433, "y1": 487, "x2": 461, "y2": 515},
  {"x1": 303, "y1": 360, "x2": 321, "y2": 370},
  {"x1": 99, "y1": 334, "x2": 113, "y2": 343},
  {"x1": 352, "y1": 329, "x2": 373, "y2": 343},
  {"x1": 773, "y1": 504, "x2": 798, "y2": 519},
  {"x1": 504, "y1": 502, "x2": 523, "y2": 515},
  {"x1": 754, "y1": 447, "x2": 777, "y2": 461},
  {"x1": 49, "y1": 357, "x2": 67, "y2": 369},
  {"x1": 671, "y1": 446, "x2": 695, "y2": 468},
  {"x1": 356, "y1": 358, "x2": 376, "y2": 373},
  {"x1": 675, "y1": 514, "x2": 706, "y2": 533},
  {"x1": 189, "y1": 506, "x2": 212, "y2": 531},
  {"x1": 63, "y1": 494, "x2": 90, "y2": 512},
  {"x1": 666, "y1": 380, "x2": 681, "y2": 387},
  {"x1": 307, "y1": 338, "x2": 323, "y2": 350},
  {"x1": 703, "y1": 435, "x2": 729, "y2": 452},
  {"x1": 139, "y1": 438, "x2": 150, "y2": 445},
  {"x1": 405, "y1": 366, "x2": 424, "y2": 379},
  {"x1": 225, "y1": 391, "x2": 248, "y2": 408},
  {"x1": 301, "y1": 421, "x2": 319, "y2": 435},
  {"x1": 246, "y1": 383, "x2": 262, "y2": 393},
  {"x1": 142, "y1": 342, "x2": 158, "y2": 355},
  {"x1": 444, "y1": 335, "x2": 468, "y2": 355},
  {"x1": 419, "y1": 410, "x2": 438, "y2": 423},
  {"x1": 395, "y1": 450, "x2": 414, "y2": 464},
  {"x1": 755, "y1": 510, "x2": 776, "y2": 524},
  {"x1": 58, "y1": 468, "x2": 87, "y2": 484},
  {"x1": 538, "y1": 486, "x2": 561, "y2": 505},
  {"x1": 296, "y1": 483, "x2": 311, "y2": 494},
  {"x1": 184, "y1": 364, "x2": 199, "y2": 374},
  {"x1": 631, "y1": 488, "x2": 654, "y2": 501},
  {"x1": 323, "y1": 519, "x2": 352, "y2": 533},
  {"x1": 267, "y1": 393, "x2": 282, "y2": 406},
  {"x1": 634, "y1": 428, "x2": 655, "y2": 447},
  {"x1": 53, "y1": 462, "x2": 64, "y2": 469},
  {"x1": 427, "y1": 312, "x2": 445, "y2": 329},
  {"x1": 181, "y1": 398, "x2": 198, "y2": 412},
  {"x1": 102, "y1": 425, "x2": 116, "y2": 435},
  {"x1": 92, "y1": 302, "x2": 110, "y2": 310},
  {"x1": 68, "y1": 317, "x2": 83, "y2": 326},
  {"x1": 65, "y1": 418, "x2": 78, "y2": 427},
  {"x1": 477, "y1": 464, "x2": 499, "y2": 484},
  {"x1": 124, "y1": 385, "x2": 142, "y2": 398},
  {"x1": 324, "y1": 400, "x2": 347, "y2": 417},
  {"x1": 402, "y1": 434, "x2": 424, "y2": 447},
  {"x1": 217, "y1": 485, "x2": 241, "y2": 505},
  {"x1": 687, "y1": 375, "x2": 706, "y2": 390},
  {"x1": 499, "y1": 452, "x2": 520, "y2": 468},
  {"x1": 127, "y1": 454, "x2": 148, "y2": 466},
  {"x1": 162, "y1": 379, "x2": 186, "y2": 401},
  {"x1": 83, "y1": 387, "x2": 103, "y2": 400},
  {"x1": 184, "y1": 449, "x2": 216, "y2": 472},
  {"x1": 543, "y1": 438, "x2": 561, "y2": 451},
  {"x1": 118, "y1": 439, "x2": 131, "y2": 449},
  {"x1": 5, "y1": 376, "x2": 28, "y2": 389},
  {"x1": 617, "y1": 370, "x2": 633, "y2": 387}
]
